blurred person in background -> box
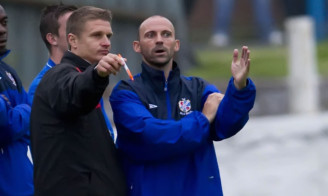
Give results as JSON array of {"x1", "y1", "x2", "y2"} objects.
[
  {"x1": 282, "y1": 0, "x2": 306, "y2": 17},
  {"x1": 183, "y1": 0, "x2": 197, "y2": 18},
  {"x1": 30, "y1": 6, "x2": 127, "y2": 195},
  {"x1": 28, "y1": 4, "x2": 76, "y2": 102},
  {"x1": 282, "y1": 0, "x2": 327, "y2": 40},
  {"x1": 211, "y1": 0, "x2": 283, "y2": 47},
  {"x1": 0, "y1": 4, "x2": 33, "y2": 196},
  {"x1": 110, "y1": 15, "x2": 256, "y2": 195}
]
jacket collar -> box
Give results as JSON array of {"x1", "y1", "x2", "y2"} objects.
[
  {"x1": 46, "y1": 58, "x2": 56, "y2": 68},
  {"x1": 141, "y1": 61, "x2": 181, "y2": 92},
  {"x1": 0, "y1": 49, "x2": 10, "y2": 61},
  {"x1": 61, "y1": 51, "x2": 93, "y2": 71}
]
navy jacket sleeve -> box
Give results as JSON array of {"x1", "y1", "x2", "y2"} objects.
[
  {"x1": 110, "y1": 87, "x2": 211, "y2": 162},
  {"x1": 203, "y1": 77, "x2": 256, "y2": 141},
  {"x1": 0, "y1": 93, "x2": 31, "y2": 146}
]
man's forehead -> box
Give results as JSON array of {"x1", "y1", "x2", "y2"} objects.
[
  {"x1": 140, "y1": 16, "x2": 174, "y2": 33},
  {"x1": 0, "y1": 5, "x2": 7, "y2": 17},
  {"x1": 84, "y1": 19, "x2": 111, "y2": 29},
  {"x1": 82, "y1": 19, "x2": 112, "y2": 34}
]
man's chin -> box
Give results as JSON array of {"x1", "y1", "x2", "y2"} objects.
[
  {"x1": 150, "y1": 61, "x2": 169, "y2": 68},
  {"x1": 0, "y1": 45, "x2": 7, "y2": 54},
  {"x1": 152, "y1": 56, "x2": 170, "y2": 64}
]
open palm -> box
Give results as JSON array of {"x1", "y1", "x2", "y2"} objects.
[{"x1": 231, "y1": 46, "x2": 250, "y2": 90}]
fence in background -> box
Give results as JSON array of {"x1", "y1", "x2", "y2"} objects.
[{"x1": 1, "y1": 0, "x2": 190, "y2": 88}]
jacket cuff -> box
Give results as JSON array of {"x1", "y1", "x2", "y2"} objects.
[
  {"x1": 229, "y1": 77, "x2": 255, "y2": 93},
  {"x1": 92, "y1": 67, "x2": 109, "y2": 84}
]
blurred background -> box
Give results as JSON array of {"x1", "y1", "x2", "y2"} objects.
[{"x1": 2, "y1": 0, "x2": 328, "y2": 195}]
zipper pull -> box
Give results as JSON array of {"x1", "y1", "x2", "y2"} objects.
[{"x1": 164, "y1": 80, "x2": 168, "y2": 91}]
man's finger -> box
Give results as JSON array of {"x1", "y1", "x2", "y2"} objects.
[
  {"x1": 247, "y1": 59, "x2": 251, "y2": 72},
  {"x1": 244, "y1": 50, "x2": 250, "y2": 65},
  {"x1": 232, "y1": 49, "x2": 238, "y2": 63},
  {"x1": 241, "y1": 46, "x2": 246, "y2": 58}
]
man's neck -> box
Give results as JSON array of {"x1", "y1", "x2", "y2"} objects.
[
  {"x1": 0, "y1": 48, "x2": 7, "y2": 56},
  {"x1": 147, "y1": 60, "x2": 173, "y2": 80},
  {"x1": 0, "y1": 49, "x2": 9, "y2": 60},
  {"x1": 162, "y1": 65, "x2": 172, "y2": 80},
  {"x1": 50, "y1": 48, "x2": 66, "y2": 64}
]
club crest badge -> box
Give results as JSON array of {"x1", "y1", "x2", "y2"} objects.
[
  {"x1": 6, "y1": 71, "x2": 16, "y2": 86},
  {"x1": 178, "y1": 98, "x2": 192, "y2": 115}
]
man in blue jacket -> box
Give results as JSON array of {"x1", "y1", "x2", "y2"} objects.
[
  {"x1": 28, "y1": 4, "x2": 76, "y2": 103},
  {"x1": 110, "y1": 15, "x2": 256, "y2": 196},
  {"x1": 0, "y1": 4, "x2": 34, "y2": 196}
]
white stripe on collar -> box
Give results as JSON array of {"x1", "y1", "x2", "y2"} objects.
[{"x1": 46, "y1": 63, "x2": 53, "y2": 68}]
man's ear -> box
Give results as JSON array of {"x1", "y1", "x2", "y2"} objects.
[
  {"x1": 67, "y1": 33, "x2": 77, "y2": 50},
  {"x1": 174, "y1": 39, "x2": 180, "y2": 52},
  {"x1": 46, "y1": 33, "x2": 57, "y2": 46},
  {"x1": 133, "y1": 41, "x2": 141, "y2": 53}
]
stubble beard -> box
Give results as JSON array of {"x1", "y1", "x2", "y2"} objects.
[{"x1": 143, "y1": 51, "x2": 172, "y2": 68}]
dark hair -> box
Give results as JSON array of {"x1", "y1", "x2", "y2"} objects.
[
  {"x1": 39, "y1": 4, "x2": 77, "y2": 51},
  {"x1": 66, "y1": 6, "x2": 112, "y2": 39}
]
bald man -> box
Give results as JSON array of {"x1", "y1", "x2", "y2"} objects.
[
  {"x1": 0, "y1": 4, "x2": 34, "y2": 195},
  {"x1": 110, "y1": 15, "x2": 256, "y2": 196}
]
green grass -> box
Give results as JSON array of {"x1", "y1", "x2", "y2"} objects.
[
  {"x1": 187, "y1": 41, "x2": 328, "y2": 82},
  {"x1": 317, "y1": 41, "x2": 328, "y2": 75}
]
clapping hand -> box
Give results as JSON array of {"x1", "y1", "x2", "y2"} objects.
[{"x1": 202, "y1": 93, "x2": 224, "y2": 123}]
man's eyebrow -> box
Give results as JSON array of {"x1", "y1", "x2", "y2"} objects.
[{"x1": 144, "y1": 30, "x2": 154, "y2": 34}]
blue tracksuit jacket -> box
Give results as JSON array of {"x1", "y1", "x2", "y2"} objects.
[
  {"x1": 28, "y1": 58, "x2": 114, "y2": 138},
  {"x1": 0, "y1": 50, "x2": 33, "y2": 196},
  {"x1": 110, "y1": 61, "x2": 256, "y2": 196}
]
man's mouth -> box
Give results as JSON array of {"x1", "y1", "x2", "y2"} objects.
[
  {"x1": 154, "y1": 48, "x2": 166, "y2": 55},
  {"x1": 99, "y1": 50, "x2": 109, "y2": 55},
  {"x1": 0, "y1": 38, "x2": 7, "y2": 43}
]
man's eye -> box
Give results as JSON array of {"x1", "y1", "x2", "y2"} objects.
[
  {"x1": 92, "y1": 33, "x2": 104, "y2": 39},
  {"x1": 145, "y1": 33, "x2": 154, "y2": 38},
  {"x1": 163, "y1": 32, "x2": 171, "y2": 38},
  {"x1": 1, "y1": 20, "x2": 7, "y2": 26}
]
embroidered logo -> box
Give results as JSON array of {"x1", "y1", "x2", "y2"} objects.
[
  {"x1": 178, "y1": 98, "x2": 192, "y2": 115},
  {"x1": 5, "y1": 71, "x2": 16, "y2": 86},
  {"x1": 149, "y1": 104, "x2": 158, "y2": 109}
]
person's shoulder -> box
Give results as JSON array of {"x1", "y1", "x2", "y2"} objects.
[
  {"x1": 114, "y1": 79, "x2": 134, "y2": 92},
  {"x1": 48, "y1": 62, "x2": 76, "y2": 74},
  {"x1": 181, "y1": 75, "x2": 209, "y2": 85},
  {"x1": 112, "y1": 75, "x2": 145, "y2": 98},
  {"x1": 0, "y1": 60, "x2": 17, "y2": 74},
  {"x1": 37, "y1": 63, "x2": 72, "y2": 85}
]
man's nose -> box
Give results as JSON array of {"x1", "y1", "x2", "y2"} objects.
[
  {"x1": 155, "y1": 34, "x2": 163, "y2": 43},
  {"x1": 0, "y1": 25, "x2": 6, "y2": 34},
  {"x1": 102, "y1": 36, "x2": 111, "y2": 47}
]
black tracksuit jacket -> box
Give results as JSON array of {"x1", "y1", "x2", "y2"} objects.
[{"x1": 30, "y1": 51, "x2": 127, "y2": 196}]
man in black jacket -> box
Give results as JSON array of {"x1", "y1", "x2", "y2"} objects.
[{"x1": 30, "y1": 6, "x2": 127, "y2": 196}]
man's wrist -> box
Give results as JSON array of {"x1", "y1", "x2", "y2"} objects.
[{"x1": 233, "y1": 79, "x2": 247, "y2": 90}]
